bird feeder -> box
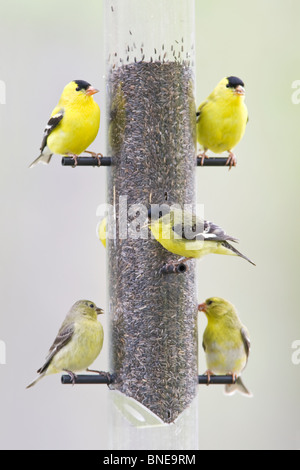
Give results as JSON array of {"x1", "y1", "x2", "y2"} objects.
[
  {"x1": 105, "y1": 0, "x2": 198, "y2": 448},
  {"x1": 61, "y1": 0, "x2": 236, "y2": 450}
]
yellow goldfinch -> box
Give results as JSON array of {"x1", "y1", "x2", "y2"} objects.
[
  {"x1": 26, "y1": 300, "x2": 104, "y2": 388},
  {"x1": 197, "y1": 76, "x2": 248, "y2": 168},
  {"x1": 199, "y1": 297, "x2": 252, "y2": 396},
  {"x1": 29, "y1": 80, "x2": 100, "y2": 168},
  {"x1": 96, "y1": 216, "x2": 107, "y2": 248},
  {"x1": 148, "y1": 206, "x2": 255, "y2": 266}
]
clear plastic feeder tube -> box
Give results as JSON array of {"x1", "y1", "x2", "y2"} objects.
[
  {"x1": 104, "y1": 0, "x2": 198, "y2": 449},
  {"x1": 106, "y1": 1, "x2": 195, "y2": 69}
]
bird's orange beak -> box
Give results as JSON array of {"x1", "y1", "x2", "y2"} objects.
[
  {"x1": 234, "y1": 85, "x2": 245, "y2": 96},
  {"x1": 198, "y1": 303, "x2": 207, "y2": 313},
  {"x1": 86, "y1": 86, "x2": 99, "y2": 96}
]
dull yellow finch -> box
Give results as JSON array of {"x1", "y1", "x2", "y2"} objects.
[
  {"x1": 199, "y1": 297, "x2": 252, "y2": 396},
  {"x1": 26, "y1": 300, "x2": 104, "y2": 388}
]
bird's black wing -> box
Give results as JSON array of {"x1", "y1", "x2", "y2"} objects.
[
  {"x1": 37, "y1": 322, "x2": 74, "y2": 374},
  {"x1": 196, "y1": 100, "x2": 208, "y2": 123},
  {"x1": 172, "y1": 218, "x2": 239, "y2": 243},
  {"x1": 202, "y1": 221, "x2": 239, "y2": 242},
  {"x1": 40, "y1": 110, "x2": 64, "y2": 152}
]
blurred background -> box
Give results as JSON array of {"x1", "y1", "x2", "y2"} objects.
[{"x1": 0, "y1": 0, "x2": 299, "y2": 450}]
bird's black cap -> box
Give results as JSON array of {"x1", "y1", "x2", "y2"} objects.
[
  {"x1": 226, "y1": 76, "x2": 244, "y2": 89},
  {"x1": 74, "y1": 80, "x2": 91, "y2": 91}
]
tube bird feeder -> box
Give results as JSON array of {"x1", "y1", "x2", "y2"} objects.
[{"x1": 104, "y1": 0, "x2": 198, "y2": 449}]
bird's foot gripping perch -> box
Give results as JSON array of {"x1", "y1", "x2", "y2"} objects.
[
  {"x1": 226, "y1": 151, "x2": 237, "y2": 170},
  {"x1": 197, "y1": 150, "x2": 209, "y2": 166},
  {"x1": 83, "y1": 150, "x2": 104, "y2": 166},
  {"x1": 204, "y1": 370, "x2": 215, "y2": 385},
  {"x1": 86, "y1": 368, "x2": 115, "y2": 384},
  {"x1": 63, "y1": 369, "x2": 78, "y2": 385},
  {"x1": 66, "y1": 153, "x2": 79, "y2": 167},
  {"x1": 230, "y1": 372, "x2": 238, "y2": 382}
]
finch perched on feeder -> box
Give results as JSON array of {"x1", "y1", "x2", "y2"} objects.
[
  {"x1": 29, "y1": 80, "x2": 100, "y2": 167},
  {"x1": 148, "y1": 206, "x2": 255, "y2": 266},
  {"x1": 26, "y1": 300, "x2": 104, "y2": 388},
  {"x1": 196, "y1": 76, "x2": 248, "y2": 168},
  {"x1": 199, "y1": 297, "x2": 252, "y2": 397}
]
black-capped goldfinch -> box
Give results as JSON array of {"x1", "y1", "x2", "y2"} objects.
[
  {"x1": 199, "y1": 297, "x2": 252, "y2": 397},
  {"x1": 26, "y1": 300, "x2": 104, "y2": 388},
  {"x1": 197, "y1": 76, "x2": 248, "y2": 168},
  {"x1": 148, "y1": 206, "x2": 255, "y2": 266},
  {"x1": 29, "y1": 80, "x2": 100, "y2": 168}
]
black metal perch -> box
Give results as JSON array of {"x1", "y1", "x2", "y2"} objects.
[
  {"x1": 61, "y1": 156, "x2": 112, "y2": 166},
  {"x1": 61, "y1": 374, "x2": 236, "y2": 385},
  {"x1": 61, "y1": 373, "x2": 115, "y2": 385},
  {"x1": 196, "y1": 157, "x2": 231, "y2": 167},
  {"x1": 61, "y1": 156, "x2": 230, "y2": 167}
]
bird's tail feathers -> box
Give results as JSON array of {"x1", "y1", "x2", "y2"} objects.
[
  {"x1": 225, "y1": 234, "x2": 239, "y2": 243},
  {"x1": 225, "y1": 377, "x2": 253, "y2": 397},
  {"x1": 26, "y1": 371, "x2": 46, "y2": 389},
  {"x1": 29, "y1": 151, "x2": 53, "y2": 168},
  {"x1": 222, "y1": 241, "x2": 256, "y2": 266}
]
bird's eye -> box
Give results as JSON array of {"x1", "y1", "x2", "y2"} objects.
[
  {"x1": 206, "y1": 300, "x2": 213, "y2": 306},
  {"x1": 89, "y1": 303, "x2": 95, "y2": 308}
]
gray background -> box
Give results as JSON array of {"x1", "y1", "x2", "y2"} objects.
[{"x1": 0, "y1": 0, "x2": 299, "y2": 449}]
